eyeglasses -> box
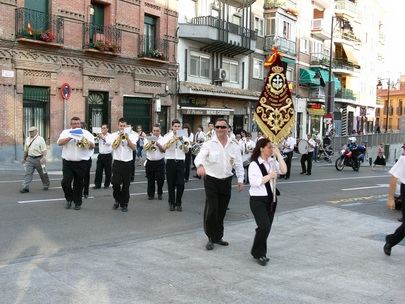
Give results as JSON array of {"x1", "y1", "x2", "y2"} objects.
[{"x1": 215, "y1": 125, "x2": 227, "y2": 129}]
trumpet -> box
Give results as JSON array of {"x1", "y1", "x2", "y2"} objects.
[
  {"x1": 144, "y1": 141, "x2": 157, "y2": 152},
  {"x1": 112, "y1": 132, "x2": 128, "y2": 150},
  {"x1": 179, "y1": 138, "x2": 190, "y2": 151},
  {"x1": 76, "y1": 136, "x2": 90, "y2": 149},
  {"x1": 163, "y1": 136, "x2": 179, "y2": 150}
]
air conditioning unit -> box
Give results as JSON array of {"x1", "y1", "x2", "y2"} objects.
[{"x1": 213, "y1": 68, "x2": 227, "y2": 82}]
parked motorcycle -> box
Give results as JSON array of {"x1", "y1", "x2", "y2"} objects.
[{"x1": 335, "y1": 145, "x2": 366, "y2": 172}]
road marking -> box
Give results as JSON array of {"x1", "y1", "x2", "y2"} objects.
[
  {"x1": 18, "y1": 196, "x2": 95, "y2": 204},
  {"x1": 341, "y1": 184, "x2": 389, "y2": 191},
  {"x1": 279, "y1": 175, "x2": 390, "y2": 185},
  {"x1": 327, "y1": 194, "x2": 387, "y2": 204}
]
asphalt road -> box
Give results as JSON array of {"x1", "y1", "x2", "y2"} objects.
[{"x1": 0, "y1": 158, "x2": 397, "y2": 266}]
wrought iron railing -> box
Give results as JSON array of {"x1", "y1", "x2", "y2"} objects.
[
  {"x1": 138, "y1": 35, "x2": 168, "y2": 61},
  {"x1": 83, "y1": 23, "x2": 122, "y2": 53},
  {"x1": 333, "y1": 58, "x2": 359, "y2": 71},
  {"x1": 190, "y1": 16, "x2": 257, "y2": 40},
  {"x1": 335, "y1": 0, "x2": 358, "y2": 16},
  {"x1": 264, "y1": 35, "x2": 296, "y2": 56},
  {"x1": 335, "y1": 88, "x2": 356, "y2": 100},
  {"x1": 310, "y1": 52, "x2": 330, "y2": 66},
  {"x1": 15, "y1": 8, "x2": 64, "y2": 44}
]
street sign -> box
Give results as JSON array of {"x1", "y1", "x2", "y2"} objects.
[
  {"x1": 61, "y1": 83, "x2": 71, "y2": 100},
  {"x1": 324, "y1": 113, "x2": 333, "y2": 125}
]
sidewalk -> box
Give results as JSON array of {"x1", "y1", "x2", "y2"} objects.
[{"x1": 0, "y1": 205, "x2": 403, "y2": 304}]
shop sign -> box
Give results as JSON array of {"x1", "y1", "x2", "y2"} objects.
[
  {"x1": 181, "y1": 108, "x2": 232, "y2": 115},
  {"x1": 180, "y1": 96, "x2": 207, "y2": 107}
]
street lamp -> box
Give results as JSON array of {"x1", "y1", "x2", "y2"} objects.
[
  {"x1": 326, "y1": 17, "x2": 352, "y2": 118},
  {"x1": 376, "y1": 78, "x2": 394, "y2": 133}
]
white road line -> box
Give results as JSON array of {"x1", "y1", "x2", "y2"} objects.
[
  {"x1": 341, "y1": 184, "x2": 389, "y2": 191},
  {"x1": 278, "y1": 175, "x2": 390, "y2": 184}
]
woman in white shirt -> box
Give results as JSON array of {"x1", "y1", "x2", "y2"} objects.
[{"x1": 248, "y1": 138, "x2": 287, "y2": 266}]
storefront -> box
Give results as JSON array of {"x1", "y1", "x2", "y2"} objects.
[{"x1": 306, "y1": 102, "x2": 325, "y2": 135}]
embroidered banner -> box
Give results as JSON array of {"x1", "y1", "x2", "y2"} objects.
[{"x1": 254, "y1": 48, "x2": 295, "y2": 144}]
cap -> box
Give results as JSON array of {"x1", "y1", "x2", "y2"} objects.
[{"x1": 28, "y1": 126, "x2": 37, "y2": 132}]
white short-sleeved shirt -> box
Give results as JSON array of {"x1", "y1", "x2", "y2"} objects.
[
  {"x1": 248, "y1": 156, "x2": 281, "y2": 196},
  {"x1": 144, "y1": 136, "x2": 165, "y2": 161},
  {"x1": 194, "y1": 137, "x2": 244, "y2": 183},
  {"x1": 107, "y1": 132, "x2": 138, "y2": 162},
  {"x1": 98, "y1": 133, "x2": 113, "y2": 154},
  {"x1": 57, "y1": 129, "x2": 95, "y2": 161},
  {"x1": 25, "y1": 135, "x2": 47, "y2": 157},
  {"x1": 389, "y1": 156, "x2": 405, "y2": 184},
  {"x1": 162, "y1": 131, "x2": 189, "y2": 160}
]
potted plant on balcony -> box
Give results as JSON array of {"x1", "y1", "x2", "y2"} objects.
[
  {"x1": 39, "y1": 30, "x2": 55, "y2": 42},
  {"x1": 148, "y1": 49, "x2": 165, "y2": 60}
]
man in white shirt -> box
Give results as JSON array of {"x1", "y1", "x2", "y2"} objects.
[
  {"x1": 383, "y1": 145, "x2": 405, "y2": 256},
  {"x1": 300, "y1": 133, "x2": 316, "y2": 176},
  {"x1": 57, "y1": 117, "x2": 95, "y2": 210},
  {"x1": 162, "y1": 119, "x2": 190, "y2": 211},
  {"x1": 282, "y1": 134, "x2": 296, "y2": 180},
  {"x1": 192, "y1": 125, "x2": 206, "y2": 170},
  {"x1": 107, "y1": 118, "x2": 138, "y2": 212},
  {"x1": 93, "y1": 124, "x2": 113, "y2": 189},
  {"x1": 20, "y1": 126, "x2": 50, "y2": 193},
  {"x1": 194, "y1": 118, "x2": 244, "y2": 251},
  {"x1": 144, "y1": 124, "x2": 165, "y2": 200}
]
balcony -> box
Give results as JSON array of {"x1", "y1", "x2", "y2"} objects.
[
  {"x1": 335, "y1": 0, "x2": 358, "y2": 19},
  {"x1": 178, "y1": 16, "x2": 256, "y2": 56},
  {"x1": 264, "y1": 35, "x2": 296, "y2": 56},
  {"x1": 138, "y1": 35, "x2": 169, "y2": 62},
  {"x1": 310, "y1": 52, "x2": 330, "y2": 67},
  {"x1": 333, "y1": 58, "x2": 360, "y2": 75},
  {"x1": 83, "y1": 23, "x2": 122, "y2": 54},
  {"x1": 15, "y1": 8, "x2": 64, "y2": 45},
  {"x1": 311, "y1": 19, "x2": 330, "y2": 40},
  {"x1": 335, "y1": 88, "x2": 356, "y2": 101}
]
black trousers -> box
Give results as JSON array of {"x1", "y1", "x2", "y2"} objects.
[
  {"x1": 203, "y1": 175, "x2": 232, "y2": 242},
  {"x1": 94, "y1": 153, "x2": 112, "y2": 188},
  {"x1": 61, "y1": 159, "x2": 87, "y2": 206},
  {"x1": 250, "y1": 196, "x2": 277, "y2": 259},
  {"x1": 145, "y1": 158, "x2": 165, "y2": 198},
  {"x1": 83, "y1": 158, "x2": 92, "y2": 196},
  {"x1": 386, "y1": 183, "x2": 405, "y2": 246},
  {"x1": 300, "y1": 152, "x2": 313, "y2": 174},
  {"x1": 112, "y1": 160, "x2": 132, "y2": 208},
  {"x1": 284, "y1": 151, "x2": 293, "y2": 178},
  {"x1": 184, "y1": 151, "x2": 191, "y2": 181},
  {"x1": 166, "y1": 159, "x2": 185, "y2": 206},
  {"x1": 130, "y1": 150, "x2": 136, "y2": 181}
]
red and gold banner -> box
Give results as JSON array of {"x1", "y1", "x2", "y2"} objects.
[{"x1": 254, "y1": 48, "x2": 295, "y2": 144}]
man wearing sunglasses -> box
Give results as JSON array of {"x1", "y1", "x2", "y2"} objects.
[{"x1": 194, "y1": 118, "x2": 244, "y2": 251}]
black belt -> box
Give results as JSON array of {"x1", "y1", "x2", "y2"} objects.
[
  {"x1": 29, "y1": 155, "x2": 42, "y2": 159},
  {"x1": 207, "y1": 175, "x2": 232, "y2": 181},
  {"x1": 166, "y1": 159, "x2": 184, "y2": 162}
]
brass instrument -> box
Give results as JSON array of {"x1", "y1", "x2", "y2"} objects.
[
  {"x1": 112, "y1": 132, "x2": 128, "y2": 150},
  {"x1": 163, "y1": 136, "x2": 179, "y2": 150},
  {"x1": 144, "y1": 140, "x2": 157, "y2": 152},
  {"x1": 76, "y1": 136, "x2": 90, "y2": 149},
  {"x1": 206, "y1": 130, "x2": 213, "y2": 139},
  {"x1": 179, "y1": 138, "x2": 190, "y2": 151},
  {"x1": 190, "y1": 143, "x2": 202, "y2": 155}
]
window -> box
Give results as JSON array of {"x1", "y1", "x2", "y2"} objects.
[
  {"x1": 190, "y1": 53, "x2": 210, "y2": 78},
  {"x1": 254, "y1": 17, "x2": 264, "y2": 37},
  {"x1": 283, "y1": 21, "x2": 291, "y2": 39},
  {"x1": 266, "y1": 18, "x2": 275, "y2": 36},
  {"x1": 23, "y1": 86, "x2": 49, "y2": 141},
  {"x1": 232, "y1": 15, "x2": 241, "y2": 26},
  {"x1": 144, "y1": 15, "x2": 157, "y2": 53},
  {"x1": 300, "y1": 38, "x2": 309, "y2": 54},
  {"x1": 253, "y1": 59, "x2": 263, "y2": 79},
  {"x1": 223, "y1": 59, "x2": 239, "y2": 83}
]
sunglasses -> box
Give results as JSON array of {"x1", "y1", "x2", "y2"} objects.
[{"x1": 215, "y1": 125, "x2": 227, "y2": 129}]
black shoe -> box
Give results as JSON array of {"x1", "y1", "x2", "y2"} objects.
[
  {"x1": 121, "y1": 207, "x2": 128, "y2": 212},
  {"x1": 206, "y1": 241, "x2": 214, "y2": 250},
  {"x1": 43, "y1": 186, "x2": 49, "y2": 191},
  {"x1": 256, "y1": 256, "x2": 267, "y2": 266},
  {"x1": 214, "y1": 239, "x2": 229, "y2": 246},
  {"x1": 93, "y1": 186, "x2": 101, "y2": 189},
  {"x1": 148, "y1": 196, "x2": 154, "y2": 200},
  {"x1": 265, "y1": 256, "x2": 270, "y2": 262},
  {"x1": 383, "y1": 236, "x2": 392, "y2": 256},
  {"x1": 83, "y1": 194, "x2": 88, "y2": 199},
  {"x1": 284, "y1": 177, "x2": 289, "y2": 180},
  {"x1": 306, "y1": 173, "x2": 311, "y2": 175},
  {"x1": 176, "y1": 206, "x2": 182, "y2": 212},
  {"x1": 398, "y1": 218, "x2": 404, "y2": 222},
  {"x1": 158, "y1": 194, "x2": 162, "y2": 200},
  {"x1": 20, "y1": 188, "x2": 29, "y2": 193},
  {"x1": 65, "y1": 201, "x2": 72, "y2": 209},
  {"x1": 74, "y1": 205, "x2": 81, "y2": 210},
  {"x1": 113, "y1": 202, "x2": 119, "y2": 210},
  {"x1": 169, "y1": 205, "x2": 175, "y2": 211},
  {"x1": 185, "y1": 179, "x2": 189, "y2": 183},
  {"x1": 103, "y1": 186, "x2": 109, "y2": 189},
  {"x1": 300, "y1": 172, "x2": 306, "y2": 174}
]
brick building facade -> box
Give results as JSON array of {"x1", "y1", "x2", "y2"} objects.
[{"x1": 0, "y1": 0, "x2": 178, "y2": 161}]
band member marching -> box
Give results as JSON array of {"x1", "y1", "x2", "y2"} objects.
[
  {"x1": 57, "y1": 117, "x2": 95, "y2": 210},
  {"x1": 93, "y1": 124, "x2": 113, "y2": 189},
  {"x1": 191, "y1": 125, "x2": 206, "y2": 170},
  {"x1": 107, "y1": 118, "x2": 138, "y2": 212},
  {"x1": 143, "y1": 124, "x2": 165, "y2": 200},
  {"x1": 162, "y1": 119, "x2": 190, "y2": 212},
  {"x1": 206, "y1": 121, "x2": 215, "y2": 140}
]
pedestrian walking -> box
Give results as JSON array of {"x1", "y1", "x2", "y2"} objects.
[
  {"x1": 162, "y1": 119, "x2": 190, "y2": 211},
  {"x1": 300, "y1": 133, "x2": 316, "y2": 175},
  {"x1": 108, "y1": 118, "x2": 138, "y2": 212},
  {"x1": 248, "y1": 138, "x2": 287, "y2": 266},
  {"x1": 281, "y1": 133, "x2": 296, "y2": 180},
  {"x1": 194, "y1": 118, "x2": 244, "y2": 251},
  {"x1": 93, "y1": 124, "x2": 113, "y2": 189},
  {"x1": 57, "y1": 117, "x2": 95, "y2": 210},
  {"x1": 143, "y1": 124, "x2": 165, "y2": 200},
  {"x1": 383, "y1": 144, "x2": 405, "y2": 256},
  {"x1": 20, "y1": 126, "x2": 50, "y2": 193}
]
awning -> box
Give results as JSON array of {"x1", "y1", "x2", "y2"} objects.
[
  {"x1": 341, "y1": 44, "x2": 359, "y2": 66},
  {"x1": 299, "y1": 68, "x2": 320, "y2": 86},
  {"x1": 311, "y1": 68, "x2": 341, "y2": 91},
  {"x1": 282, "y1": 57, "x2": 296, "y2": 67}
]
